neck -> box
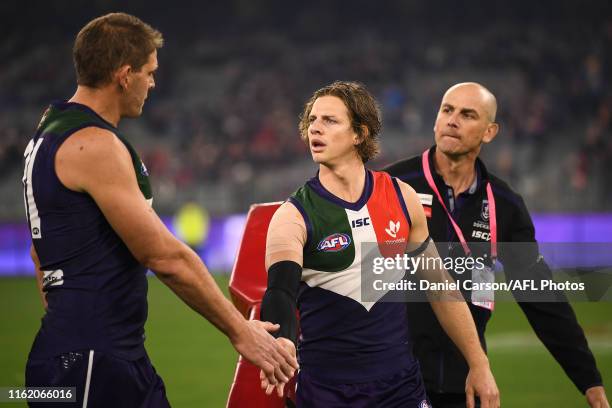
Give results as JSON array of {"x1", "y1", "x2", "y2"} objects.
[
  {"x1": 68, "y1": 85, "x2": 121, "y2": 127},
  {"x1": 318, "y1": 157, "x2": 366, "y2": 203},
  {"x1": 433, "y1": 148, "x2": 478, "y2": 197}
]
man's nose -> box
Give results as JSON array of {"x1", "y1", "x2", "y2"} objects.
[{"x1": 309, "y1": 120, "x2": 322, "y2": 135}]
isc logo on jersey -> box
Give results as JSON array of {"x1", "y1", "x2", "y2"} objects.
[
  {"x1": 317, "y1": 233, "x2": 351, "y2": 252},
  {"x1": 472, "y1": 230, "x2": 491, "y2": 241},
  {"x1": 351, "y1": 217, "x2": 370, "y2": 228}
]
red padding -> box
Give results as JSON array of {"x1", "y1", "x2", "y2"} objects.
[
  {"x1": 227, "y1": 202, "x2": 297, "y2": 407},
  {"x1": 226, "y1": 305, "x2": 295, "y2": 408},
  {"x1": 229, "y1": 202, "x2": 282, "y2": 317}
]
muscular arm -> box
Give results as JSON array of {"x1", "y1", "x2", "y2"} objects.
[
  {"x1": 259, "y1": 201, "x2": 305, "y2": 395},
  {"x1": 399, "y1": 180, "x2": 499, "y2": 408},
  {"x1": 265, "y1": 201, "x2": 306, "y2": 269},
  {"x1": 55, "y1": 127, "x2": 297, "y2": 382},
  {"x1": 30, "y1": 245, "x2": 47, "y2": 311},
  {"x1": 400, "y1": 181, "x2": 487, "y2": 366},
  {"x1": 261, "y1": 201, "x2": 306, "y2": 343},
  {"x1": 56, "y1": 128, "x2": 246, "y2": 338}
]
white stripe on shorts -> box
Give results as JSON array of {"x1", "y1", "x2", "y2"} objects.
[{"x1": 82, "y1": 350, "x2": 94, "y2": 408}]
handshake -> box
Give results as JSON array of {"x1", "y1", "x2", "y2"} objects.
[
  {"x1": 231, "y1": 320, "x2": 297, "y2": 398},
  {"x1": 259, "y1": 337, "x2": 297, "y2": 398}
]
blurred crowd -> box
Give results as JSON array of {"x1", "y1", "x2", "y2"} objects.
[{"x1": 1, "y1": 1, "x2": 610, "y2": 217}]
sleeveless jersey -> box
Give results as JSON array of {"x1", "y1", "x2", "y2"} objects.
[
  {"x1": 289, "y1": 169, "x2": 418, "y2": 382},
  {"x1": 22, "y1": 101, "x2": 152, "y2": 360}
]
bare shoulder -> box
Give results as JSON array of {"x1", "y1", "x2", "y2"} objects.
[
  {"x1": 267, "y1": 201, "x2": 307, "y2": 246},
  {"x1": 270, "y1": 201, "x2": 305, "y2": 226},
  {"x1": 266, "y1": 201, "x2": 306, "y2": 267},
  {"x1": 58, "y1": 126, "x2": 129, "y2": 164},
  {"x1": 56, "y1": 126, "x2": 133, "y2": 192},
  {"x1": 395, "y1": 179, "x2": 419, "y2": 202},
  {"x1": 394, "y1": 178, "x2": 429, "y2": 240}
]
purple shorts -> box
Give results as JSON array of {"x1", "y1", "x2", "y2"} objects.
[
  {"x1": 296, "y1": 363, "x2": 430, "y2": 408},
  {"x1": 26, "y1": 350, "x2": 170, "y2": 408}
]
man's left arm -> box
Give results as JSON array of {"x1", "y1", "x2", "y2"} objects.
[{"x1": 502, "y1": 195, "x2": 608, "y2": 407}]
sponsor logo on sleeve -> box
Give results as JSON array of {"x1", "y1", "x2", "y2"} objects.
[
  {"x1": 418, "y1": 193, "x2": 433, "y2": 218},
  {"x1": 417, "y1": 193, "x2": 433, "y2": 206},
  {"x1": 42, "y1": 269, "x2": 64, "y2": 289}
]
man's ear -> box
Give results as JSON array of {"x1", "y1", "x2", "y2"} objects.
[
  {"x1": 114, "y1": 65, "x2": 131, "y2": 90},
  {"x1": 355, "y1": 125, "x2": 369, "y2": 145},
  {"x1": 482, "y1": 122, "x2": 499, "y2": 144}
]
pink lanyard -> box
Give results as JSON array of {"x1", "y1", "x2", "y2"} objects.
[{"x1": 421, "y1": 149, "x2": 498, "y2": 261}]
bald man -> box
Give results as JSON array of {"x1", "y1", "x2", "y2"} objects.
[{"x1": 384, "y1": 83, "x2": 609, "y2": 408}]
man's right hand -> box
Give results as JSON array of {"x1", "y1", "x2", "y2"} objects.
[
  {"x1": 586, "y1": 386, "x2": 610, "y2": 408},
  {"x1": 231, "y1": 320, "x2": 298, "y2": 386},
  {"x1": 260, "y1": 337, "x2": 297, "y2": 398},
  {"x1": 465, "y1": 360, "x2": 500, "y2": 408}
]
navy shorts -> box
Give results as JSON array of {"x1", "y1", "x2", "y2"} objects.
[
  {"x1": 25, "y1": 350, "x2": 170, "y2": 407},
  {"x1": 296, "y1": 364, "x2": 431, "y2": 408},
  {"x1": 427, "y1": 391, "x2": 481, "y2": 408}
]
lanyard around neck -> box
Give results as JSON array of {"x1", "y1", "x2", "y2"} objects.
[{"x1": 421, "y1": 149, "x2": 498, "y2": 261}]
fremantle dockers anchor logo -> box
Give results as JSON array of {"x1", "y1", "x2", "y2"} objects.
[{"x1": 481, "y1": 199, "x2": 489, "y2": 221}]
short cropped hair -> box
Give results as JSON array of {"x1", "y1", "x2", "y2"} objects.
[
  {"x1": 299, "y1": 81, "x2": 382, "y2": 163},
  {"x1": 73, "y1": 12, "x2": 163, "y2": 88}
]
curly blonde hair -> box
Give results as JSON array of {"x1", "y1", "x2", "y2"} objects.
[{"x1": 298, "y1": 81, "x2": 381, "y2": 163}]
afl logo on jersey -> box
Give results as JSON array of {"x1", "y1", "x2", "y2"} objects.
[{"x1": 317, "y1": 233, "x2": 351, "y2": 252}]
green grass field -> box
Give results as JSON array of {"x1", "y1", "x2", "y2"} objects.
[{"x1": 1, "y1": 276, "x2": 610, "y2": 407}]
